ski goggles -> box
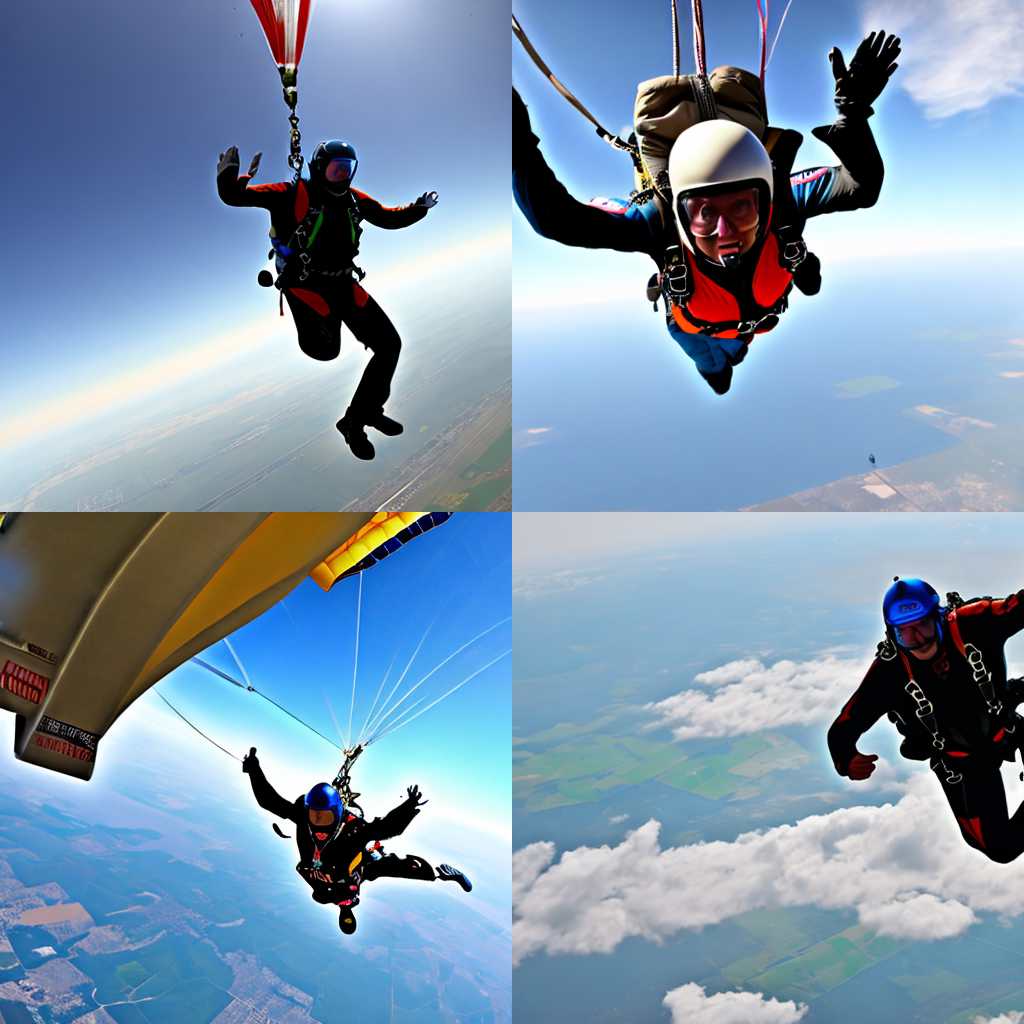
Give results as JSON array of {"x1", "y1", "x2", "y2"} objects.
[
  {"x1": 308, "y1": 808, "x2": 338, "y2": 828},
  {"x1": 324, "y1": 156, "x2": 357, "y2": 184},
  {"x1": 894, "y1": 615, "x2": 938, "y2": 651},
  {"x1": 681, "y1": 189, "x2": 760, "y2": 238}
]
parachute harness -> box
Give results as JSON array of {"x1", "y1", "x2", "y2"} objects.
[{"x1": 879, "y1": 593, "x2": 1022, "y2": 785}]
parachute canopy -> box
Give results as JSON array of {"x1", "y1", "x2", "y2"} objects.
[
  {"x1": 249, "y1": 0, "x2": 315, "y2": 73},
  {"x1": 0, "y1": 512, "x2": 447, "y2": 781}
]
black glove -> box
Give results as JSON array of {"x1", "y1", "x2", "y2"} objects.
[
  {"x1": 827, "y1": 31, "x2": 901, "y2": 117},
  {"x1": 513, "y1": 88, "x2": 537, "y2": 149},
  {"x1": 406, "y1": 784, "x2": 428, "y2": 808},
  {"x1": 415, "y1": 191, "x2": 439, "y2": 208},
  {"x1": 242, "y1": 747, "x2": 259, "y2": 775},
  {"x1": 217, "y1": 146, "x2": 262, "y2": 179}
]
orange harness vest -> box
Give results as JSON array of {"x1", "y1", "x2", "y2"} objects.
[{"x1": 669, "y1": 229, "x2": 795, "y2": 340}]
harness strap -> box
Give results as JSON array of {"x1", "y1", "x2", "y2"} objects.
[{"x1": 513, "y1": 15, "x2": 643, "y2": 170}]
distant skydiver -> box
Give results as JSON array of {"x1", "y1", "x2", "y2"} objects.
[
  {"x1": 828, "y1": 579, "x2": 1024, "y2": 864},
  {"x1": 243, "y1": 748, "x2": 470, "y2": 934},
  {"x1": 217, "y1": 140, "x2": 439, "y2": 459},
  {"x1": 513, "y1": 31, "x2": 899, "y2": 395}
]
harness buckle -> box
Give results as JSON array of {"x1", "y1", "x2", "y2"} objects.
[{"x1": 736, "y1": 319, "x2": 762, "y2": 337}]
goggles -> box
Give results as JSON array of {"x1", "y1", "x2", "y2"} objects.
[
  {"x1": 894, "y1": 615, "x2": 938, "y2": 651},
  {"x1": 681, "y1": 189, "x2": 760, "y2": 238},
  {"x1": 324, "y1": 157, "x2": 357, "y2": 184}
]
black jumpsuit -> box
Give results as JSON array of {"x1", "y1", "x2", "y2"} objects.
[
  {"x1": 217, "y1": 170, "x2": 428, "y2": 422},
  {"x1": 828, "y1": 592, "x2": 1024, "y2": 863},
  {"x1": 245, "y1": 760, "x2": 437, "y2": 905}
]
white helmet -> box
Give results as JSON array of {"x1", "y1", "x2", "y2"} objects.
[{"x1": 667, "y1": 120, "x2": 773, "y2": 255}]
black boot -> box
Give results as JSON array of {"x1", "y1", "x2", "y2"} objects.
[
  {"x1": 338, "y1": 905, "x2": 357, "y2": 934},
  {"x1": 336, "y1": 416, "x2": 375, "y2": 461},
  {"x1": 365, "y1": 412, "x2": 404, "y2": 436},
  {"x1": 436, "y1": 863, "x2": 472, "y2": 892},
  {"x1": 699, "y1": 366, "x2": 733, "y2": 396}
]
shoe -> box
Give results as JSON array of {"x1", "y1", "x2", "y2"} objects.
[
  {"x1": 336, "y1": 417, "x2": 375, "y2": 461},
  {"x1": 436, "y1": 863, "x2": 472, "y2": 893},
  {"x1": 699, "y1": 366, "x2": 733, "y2": 396},
  {"x1": 338, "y1": 905, "x2": 357, "y2": 934},
  {"x1": 365, "y1": 412, "x2": 404, "y2": 437}
]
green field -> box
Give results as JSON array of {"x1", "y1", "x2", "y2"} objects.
[{"x1": 459, "y1": 427, "x2": 511, "y2": 478}]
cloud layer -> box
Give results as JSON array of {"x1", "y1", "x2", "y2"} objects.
[
  {"x1": 863, "y1": 0, "x2": 1024, "y2": 118},
  {"x1": 512, "y1": 772, "x2": 1024, "y2": 965},
  {"x1": 663, "y1": 983, "x2": 808, "y2": 1024},
  {"x1": 645, "y1": 654, "x2": 863, "y2": 740}
]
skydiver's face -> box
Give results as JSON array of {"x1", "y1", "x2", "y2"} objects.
[
  {"x1": 682, "y1": 189, "x2": 760, "y2": 264},
  {"x1": 897, "y1": 617, "x2": 940, "y2": 661},
  {"x1": 308, "y1": 808, "x2": 337, "y2": 829}
]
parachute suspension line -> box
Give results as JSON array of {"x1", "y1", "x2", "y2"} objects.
[
  {"x1": 767, "y1": 0, "x2": 797, "y2": 67},
  {"x1": 512, "y1": 14, "x2": 643, "y2": 171},
  {"x1": 157, "y1": 692, "x2": 241, "y2": 763},
  {"x1": 755, "y1": 0, "x2": 769, "y2": 84},
  {"x1": 355, "y1": 652, "x2": 398, "y2": 749},
  {"x1": 323, "y1": 693, "x2": 347, "y2": 748},
  {"x1": 358, "y1": 619, "x2": 436, "y2": 744},
  {"x1": 671, "y1": 0, "x2": 682, "y2": 79},
  {"x1": 361, "y1": 617, "x2": 512, "y2": 741},
  {"x1": 346, "y1": 573, "x2": 363, "y2": 749},
  {"x1": 367, "y1": 649, "x2": 512, "y2": 747},
  {"x1": 190, "y1": 648, "x2": 342, "y2": 752}
]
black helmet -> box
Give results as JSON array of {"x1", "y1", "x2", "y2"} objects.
[{"x1": 310, "y1": 140, "x2": 358, "y2": 193}]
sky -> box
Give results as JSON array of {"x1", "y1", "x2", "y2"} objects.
[
  {"x1": 513, "y1": 512, "x2": 1024, "y2": 1021},
  {"x1": 0, "y1": 0, "x2": 508, "y2": 472},
  {"x1": 0, "y1": 512, "x2": 511, "y2": 870}
]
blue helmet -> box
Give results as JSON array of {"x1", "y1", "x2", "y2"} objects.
[
  {"x1": 883, "y1": 577, "x2": 944, "y2": 648},
  {"x1": 304, "y1": 782, "x2": 343, "y2": 819}
]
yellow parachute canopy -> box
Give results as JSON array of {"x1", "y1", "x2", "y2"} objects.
[{"x1": 0, "y1": 512, "x2": 448, "y2": 781}]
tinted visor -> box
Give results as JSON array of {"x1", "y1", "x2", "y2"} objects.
[
  {"x1": 324, "y1": 156, "x2": 357, "y2": 185},
  {"x1": 895, "y1": 615, "x2": 938, "y2": 651},
  {"x1": 308, "y1": 808, "x2": 337, "y2": 828}
]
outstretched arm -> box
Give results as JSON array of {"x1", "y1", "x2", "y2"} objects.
[
  {"x1": 356, "y1": 190, "x2": 431, "y2": 229},
  {"x1": 513, "y1": 89, "x2": 653, "y2": 253},
  {"x1": 792, "y1": 31, "x2": 899, "y2": 217},
  {"x1": 956, "y1": 590, "x2": 1024, "y2": 644},
  {"x1": 216, "y1": 146, "x2": 290, "y2": 211},
  {"x1": 827, "y1": 663, "x2": 890, "y2": 778},
  {"x1": 242, "y1": 748, "x2": 299, "y2": 821},
  {"x1": 364, "y1": 785, "x2": 427, "y2": 841}
]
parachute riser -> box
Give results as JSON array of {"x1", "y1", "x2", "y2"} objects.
[
  {"x1": 277, "y1": 65, "x2": 305, "y2": 180},
  {"x1": 332, "y1": 744, "x2": 365, "y2": 817}
]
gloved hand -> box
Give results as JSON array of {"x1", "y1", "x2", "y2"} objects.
[
  {"x1": 242, "y1": 746, "x2": 259, "y2": 775},
  {"x1": 826, "y1": 31, "x2": 901, "y2": 117},
  {"x1": 406, "y1": 784, "x2": 428, "y2": 807},
  {"x1": 847, "y1": 752, "x2": 878, "y2": 780},
  {"x1": 217, "y1": 146, "x2": 262, "y2": 179},
  {"x1": 415, "y1": 191, "x2": 439, "y2": 209}
]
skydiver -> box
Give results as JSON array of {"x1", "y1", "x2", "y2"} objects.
[
  {"x1": 828, "y1": 578, "x2": 1024, "y2": 864},
  {"x1": 217, "y1": 140, "x2": 439, "y2": 459},
  {"x1": 242, "y1": 748, "x2": 471, "y2": 934},
  {"x1": 513, "y1": 31, "x2": 899, "y2": 395}
]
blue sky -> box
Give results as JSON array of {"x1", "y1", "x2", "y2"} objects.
[{"x1": 1, "y1": 0, "x2": 507, "y2": 463}]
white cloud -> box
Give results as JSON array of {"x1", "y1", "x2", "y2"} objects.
[
  {"x1": 663, "y1": 983, "x2": 808, "y2": 1024},
  {"x1": 645, "y1": 654, "x2": 864, "y2": 740},
  {"x1": 975, "y1": 1015, "x2": 1024, "y2": 1024},
  {"x1": 862, "y1": 0, "x2": 1024, "y2": 119},
  {"x1": 513, "y1": 772, "x2": 1024, "y2": 965}
]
